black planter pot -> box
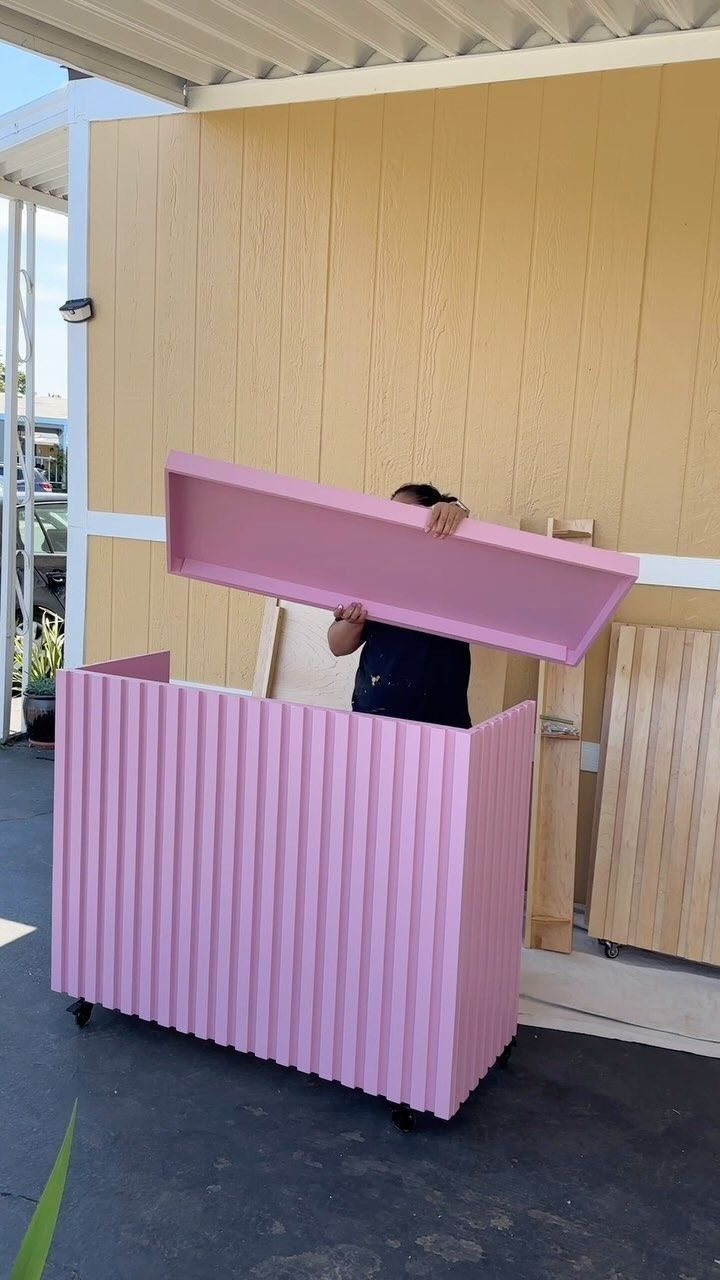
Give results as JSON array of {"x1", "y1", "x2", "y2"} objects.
[{"x1": 23, "y1": 693, "x2": 55, "y2": 747}]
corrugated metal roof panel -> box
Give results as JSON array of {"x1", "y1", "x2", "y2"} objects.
[{"x1": 2, "y1": 1, "x2": 720, "y2": 102}]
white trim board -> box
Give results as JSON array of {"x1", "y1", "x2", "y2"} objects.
[
  {"x1": 82, "y1": 512, "x2": 720, "y2": 592},
  {"x1": 0, "y1": 176, "x2": 66, "y2": 214},
  {"x1": 87, "y1": 511, "x2": 167, "y2": 541},
  {"x1": 635, "y1": 553, "x2": 720, "y2": 590},
  {"x1": 188, "y1": 27, "x2": 720, "y2": 113}
]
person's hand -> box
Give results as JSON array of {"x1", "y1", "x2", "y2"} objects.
[
  {"x1": 426, "y1": 502, "x2": 468, "y2": 539},
  {"x1": 333, "y1": 602, "x2": 368, "y2": 625}
]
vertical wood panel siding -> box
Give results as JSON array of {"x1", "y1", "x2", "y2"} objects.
[{"x1": 86, "y1": 65, "x2": 720, "y2": 891}]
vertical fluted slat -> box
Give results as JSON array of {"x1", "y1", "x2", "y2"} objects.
[
  {"x1": 80, "y1": 675, "x2": 103, "y2": 1004},
  {"x1": 408, "y1": 729, "x2": 446, "y2": 1111},
  {"x1": 234, "y1": 696, "x2": 262, "y2": 1049},
  {"x1": 101, "y1": 676, "x2": 123, "y2": 1010},
  {"x1": 174, "y1": 689, "x2": 201, "y2": 1033},
  {"x1": 214, "y1": 694, "x2": 243, "y2": 1046},
  {"x1": 295, "y1": 709, "x2": 328, "y2": 1074},
  {"x1": 194, "y1": 692, "x2": 221, "y2": 1040},
  {"x1": 118, "y1": 679, "x2": 141, "y2": 1014},
  {"x1": 339, "y1": 713, "x2": 373, "y2": 1088},
  {"x1": 385, "y1": 722, "x2": 422, "y2": 1104},
  {"x1": 156, "y1": 685, "x2": 181, "y2": 1027},
  {"x1": 275, "y1": 702, "x2": 306, "y2": 1067},
  {"x1": 361, "y1": 718, "x2": 397, "y2": 1096},
  {"x1": 318, "y1": 713, "x2": 350, "y2": 1081},
  {"x1": 136, "y1": 680, "x2": 159, "y2": 1019},
  {"x1": 434, "y1": 733, "x2": 472, "y2": 1119}
]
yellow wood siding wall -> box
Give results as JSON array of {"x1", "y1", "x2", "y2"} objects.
[{"x1": 85, "y1": 66, "x2": 720, "y2": 893}]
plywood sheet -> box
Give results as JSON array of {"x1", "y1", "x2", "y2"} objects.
[{"x1": 588, "y1": 624, "x2": 720, "y2": 965}]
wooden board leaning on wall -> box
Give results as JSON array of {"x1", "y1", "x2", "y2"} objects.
[
  {"x1": 525, "y1": 520, "x2": 594, "y2": 954},
  {"x1": 587, "y1": 623, "x2": 720, "y2": 967}
]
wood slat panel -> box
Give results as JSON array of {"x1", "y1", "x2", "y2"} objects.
[
  {"x1": 589, "y1": 624, "x2": 720, "y2": 964},
  {"x1": 619, "y1": 63, "x2": 720, "y2": 554},
  {"x1": 413, "y1": 86, "x2": 487, "y2": 492},
  {"x1": 564, "y1": 68, "x2": 660, "y2": 549},
  {"x1": 364, "y1": 91, "x2": 435, "y2": 497},
  {"x1": 512, "y1": 74, "x2": 600, "y2": 528},
  {"x1": 109, "y1": 539, "x2": 152, "y2": 660},
  {"x1": 87, "y1": 120, "x2": 118, "y2": 514},
  {"x1": 188, "y1": 113, "x2": 245, "y2": 688},
  {"x1": 320, "y1": 97, "x2": 383, "y2": 492},
  {"x1": 151, "y1": 114, "x2": 200, "y2": 516},
  {"x1": 462, "y1": 80, "x2": 541, "y2": 517},
  {"x1": 227, "y1": 104, "x2": 289, "y2": 693},
  {"x1": 84, "y1": 536, "x2": 113, "y2": 664},
  {"x1": 113, "y1": 117, "x2": 159, "y2": 515},
  {"x1": 276, "y1": 101, "x2": 335, "y2": 481}
]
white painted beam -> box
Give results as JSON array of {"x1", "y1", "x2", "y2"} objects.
[
  {"x1": 189, "y1": 25, "x2": 720, "y2": 110},
  {"x1": 0, "y1": 177, "x2": 66, "y2": 214},
  {"x1": 0, "y1": 3, "x2": 186, "y2": 105},
  {"x1": 635, "y1": 553, "x2": 720, "y2": 590}
]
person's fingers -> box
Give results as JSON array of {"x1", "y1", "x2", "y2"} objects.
[
  {"x1": 425, "y1": 505, "x2": 441, "y2": 534},
  {"x1": 444, "y1": 508, "x2": 461, "y2": 537},
  {"x1": 434, "y1": 507, "x2": 452, "y2": 538},
  {"x1": 334, "y1": 605, "x2": 345, "y2": 620}
]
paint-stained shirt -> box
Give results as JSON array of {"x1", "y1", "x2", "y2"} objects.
[{"x1": 352, "y1": 620, "x2": 471, "y2": 729}]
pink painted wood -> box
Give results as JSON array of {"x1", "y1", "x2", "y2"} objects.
[
  {"x1": 166, "y1": 451, "x2": 638, "y2": 666},
  {"x1": 52, "y1": 654, "x2": 534, "y2": 1121}
]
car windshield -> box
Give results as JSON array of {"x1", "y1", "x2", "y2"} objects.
[
  {"x1": 16, "y1": 504, "x2": 68, "y2": 555},
  {"x1": 37, "y1": 505, "x2": 68, "y2": 553}
]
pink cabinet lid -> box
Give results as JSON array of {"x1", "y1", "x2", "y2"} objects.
[{"x1": 165, "y1": 452, "x2": 638, "y2": 666}]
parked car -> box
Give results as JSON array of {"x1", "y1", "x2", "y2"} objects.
[
  {"x1": 0, "y1": 493, "x2": 67, "y2": 627},
  {"x1": 0, "y1": 464, "x2": 53, "y2": 493}
]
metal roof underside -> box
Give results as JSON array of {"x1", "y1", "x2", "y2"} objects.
[
  {"x1": 0, "y1": 85, "x2": 68, "y2": 211},
  {"x1": 2, "y1": 2, "x2": 720, "y2": 105}
]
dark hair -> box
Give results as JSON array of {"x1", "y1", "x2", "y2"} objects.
[{"x1": 391, "y1": 483, "x2": 458, "y2": 509}]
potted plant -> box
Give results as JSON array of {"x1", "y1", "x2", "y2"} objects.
[{"x1": 14, "y1": 612, "x2": 64, "y2": 747}]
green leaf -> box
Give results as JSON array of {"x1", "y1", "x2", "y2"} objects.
[{"x1": 10, "y1": 1102, "x2": 77, "y2": 1280}]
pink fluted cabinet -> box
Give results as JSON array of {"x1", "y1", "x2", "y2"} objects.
[{"x1": 52, "y1": 454, "x2": 638, "y2": 1120}]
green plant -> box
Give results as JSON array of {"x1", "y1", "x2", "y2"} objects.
[
  {"x1": 13, "y1": 612, "x2": 64, "y2": 693},
  {"x1": 10, "y1": 1102, "x2": 77, "y2": 1280},
  {"x1": 26, "y1": 676, "x2": 56, "y2": 697}
]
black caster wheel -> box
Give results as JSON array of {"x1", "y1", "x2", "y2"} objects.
[
  {"x1": 391, "y1": 1105, "x2": 416, "y2": 1133},
  {"x1": 67, "y1": 999, "x2": 93, "y2": 1028},
  {"x1": 603, "y1": 941, "x2": 620, "y2": 960},
  {"x1": 497, "y1": 1035, "x2": 517, "y2": 1068}
]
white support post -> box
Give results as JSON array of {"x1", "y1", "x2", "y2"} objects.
[
  {"x1": 0, "y1": 200, "x2": 22, "y2": 741},
  {"x1": 63, "y1": 108, "x2": 90, "y2": 671},
  {"x1": 19, "y1": 202, "x2": 36, "y2": 700}
]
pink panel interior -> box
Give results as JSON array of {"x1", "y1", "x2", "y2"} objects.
[
  {"x1": 166, "y1": 452, "x2": 638, "y2": 665},
  {"x1": 81, "y1": 651, "x2": 171, "y2": 682}
]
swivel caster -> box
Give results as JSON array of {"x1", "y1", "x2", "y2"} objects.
[
  {"x1": 391, "y1": 1105, "x2": 416, "y2": 1133},
  {"x1": 67, "y1": 999, "x2": 93, "y2": 1028},
  {"x1": 602, "y1": 941, "x2": 621, "y2": 960},
  {"x1": 497, "y1": 1035, "x2": 517, "y2": 1068}
]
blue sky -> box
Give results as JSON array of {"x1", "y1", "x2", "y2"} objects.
[{"x1": 0, "y1": 42, "x2": 69, "y2": 399}]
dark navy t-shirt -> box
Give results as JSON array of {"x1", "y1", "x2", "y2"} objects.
[{"x1": 352, "y1": 620, "x2": 471, "y2": 729}]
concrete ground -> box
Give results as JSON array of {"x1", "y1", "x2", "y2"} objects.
[{"x1": 1, "y1": 742, "x2": 719, "y2": 1280}]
